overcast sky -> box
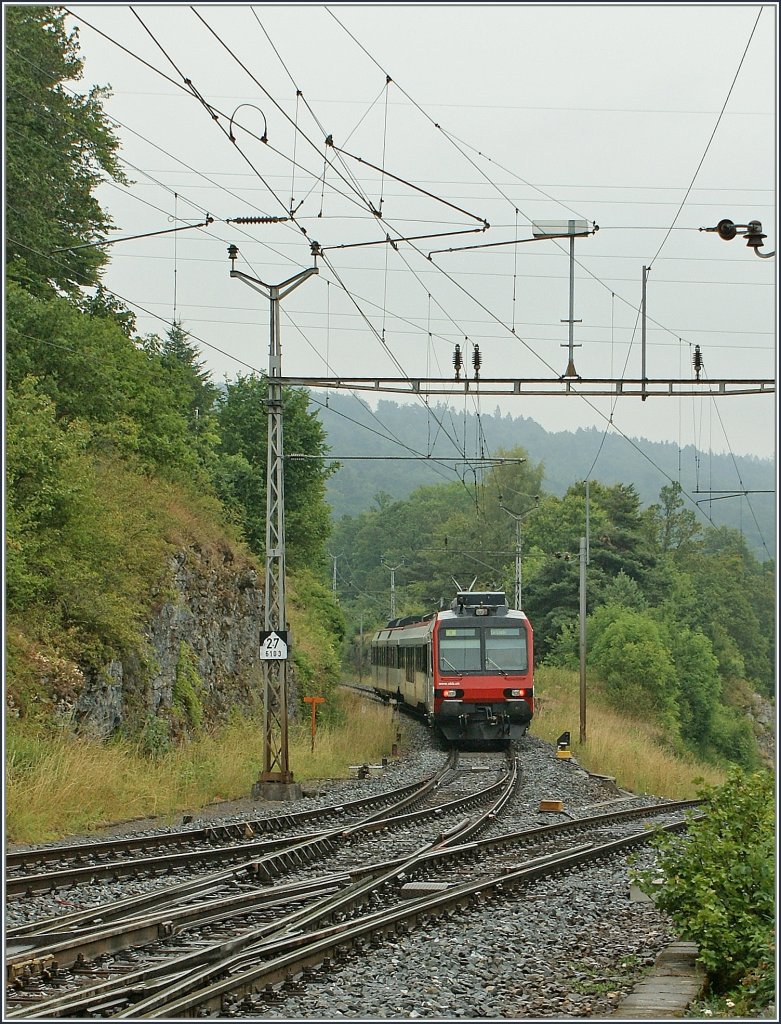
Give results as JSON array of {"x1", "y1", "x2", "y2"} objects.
[{"x1": 62, "y1": 2, "x2": 777, "y2": 467}]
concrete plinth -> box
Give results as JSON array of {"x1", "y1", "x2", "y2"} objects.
[
  {"x1": 251, "y1": 780, "x2": 303, "y2": 801},
  {"x1": 611, "y1": 941, "x2": 705, "y2": 1018}
]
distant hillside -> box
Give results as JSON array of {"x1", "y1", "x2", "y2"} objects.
[{"x1": 310, "y1": 392, "x2": 776, "y2": 560}]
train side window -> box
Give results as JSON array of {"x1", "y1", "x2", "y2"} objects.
[{"x1": 415, "y1": 646, "x2": 426, "y2": 673}]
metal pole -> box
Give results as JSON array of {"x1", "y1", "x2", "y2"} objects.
[
  {"x1": 641, "y1": 266, "x2": 648, "y2": 402},
  {"x1": 579, "y1": 536, "x2": 587, "y2": 745},
  {"x1": 264, "y1": 284, "x2": 287, "y2": 782},
  {"x1": 228, "y1": 252, "x2": 318, "y2": 795},
  {"x1": 359, "y1": 612, "x2": 364, "y2": 683},
  {"x1": 500, "y1": 498, "x2": 538, "y2": 611},
  {"x1": 585, "y1": 479, "x2": 590, "y2": 565},
  {"x1": 383, "y1": 560, "x2": 403, "y2": 618},
  {"x1": 567, "y1": 232, "x2": 575, "y2": 373},
  {"x1": 515, "y1": 518, "x2": 522, "y2": 610},
  {"x1": 559, "y1": 225, "x2": 584, "y2": 378}
]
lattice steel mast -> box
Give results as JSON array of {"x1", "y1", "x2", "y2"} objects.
[{"x1": 228, "y1": 244, "x2": 318, "y2": 797}]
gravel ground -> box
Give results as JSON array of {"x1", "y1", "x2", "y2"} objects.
[
  {"x1": 230, "y1": 727, "x2": 680, "y2": 1019},
  {"x1": 4, "y1": 722, "x2": 683, "y2": 1018}
]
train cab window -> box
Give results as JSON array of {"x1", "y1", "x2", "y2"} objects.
[
  {"x1": 485, "y1": 626, "x2": 528, "y2": 673},
  {"x1": 439, "y1": 627, "x2": 481, "y2": 672}
]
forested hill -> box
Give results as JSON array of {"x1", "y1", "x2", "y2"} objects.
[{"x1": 312, "y1": 392, "x2": 775, "y2": 558}]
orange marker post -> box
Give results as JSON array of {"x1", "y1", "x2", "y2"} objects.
[{"x1": 303, "y1": 696, "x2": 326, "y2": 753}]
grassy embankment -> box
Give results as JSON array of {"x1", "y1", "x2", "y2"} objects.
[
  {"x1": 533, "y1": 665, "x2": 726, "y2": 797},
  {"x1": 5, "y1": 689, "x2": 399, "y2": 844},
  {"x1": 7, "y1": 667, "x2": 730, "y2": 844}
]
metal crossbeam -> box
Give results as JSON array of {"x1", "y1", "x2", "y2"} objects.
[{"x1": 281, "y1": 376, "x2": 774, "y2": 398}]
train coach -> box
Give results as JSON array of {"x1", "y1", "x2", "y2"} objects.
[{"x1": 370, "y1": 591, "x2": 533, "y2": 743}]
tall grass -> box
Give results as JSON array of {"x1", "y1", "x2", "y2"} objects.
[
  {"x1": 533, "y1": 666, "x2": 725, "y2": 798},
  {"x1": 6, "y1": 690, "x2": 399, "y2": 844}
]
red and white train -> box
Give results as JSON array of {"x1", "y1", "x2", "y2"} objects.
[{"x1": 370, "y1": 591, "x2": 534, "y2": 743}]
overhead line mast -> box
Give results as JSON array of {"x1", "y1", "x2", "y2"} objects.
[{"x1": 228, "y1": 239, "x2": 319, "y2": 801}]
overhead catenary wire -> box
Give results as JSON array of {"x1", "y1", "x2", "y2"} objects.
[
  {"x1": 648, "y1": 7, "x2": 765, "y2": 270},
  {"x1": 76, "y1": 4, "x2": 507, "y2": 479},
  {"x1": 47, "y1": 8, "x2": 769, "y2": 536},
  {"x1": 10, "y1": 232, "x2": 489, "y2": 492},
  {"x1": 54, "y1": 13, "x2": 770, "y2": 370}
]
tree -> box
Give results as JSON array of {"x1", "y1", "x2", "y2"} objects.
[
  {"x1": 644, "y1": 481, "x2": 702, "y2": 557},
  {"x1": 215, "y1": 374, "x2": 334, "y2": 569},
  {"x1": 5, "y1": 6, "x2": 126, "y2": 296},
  {"x1": 5, "y1": 283, "x2": 217, "y2": 481},
  {"x1": 144, "y1": 322, "x2": 220, "y2": 478},
  {"x1": 588, "y1": 605, "x2": 679, "y2": 725}
]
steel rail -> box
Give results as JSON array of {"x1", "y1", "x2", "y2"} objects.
[
  {"x1": 5, "y1": 770, "x2": 446, "y2": 873},
  {"x1": 109, "y1": 756, "x2": 521, "y2": 1018},
  {"x1": 6, "y1": 796, "x2": 694, "y2": 1018},
  {"x1": 128, "y1": 816, "x2": 700, "y2": 1018},
  {"x1": 6, "y1": 753, "x2": 459, "y2": 897},
  {"x1": 5, "y1": 753, "x2": 509, "y2": 1018}
]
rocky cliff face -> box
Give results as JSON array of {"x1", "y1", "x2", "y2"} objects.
[
  {"x1": 744, "y1": 691, "x2": 776, "y2": 769},
  {"x1": 73, "y1": 543, "x2": 283, "y2": 739}
]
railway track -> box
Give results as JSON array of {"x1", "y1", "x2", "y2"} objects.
[{"x1": 5, "y1": 742, "x2": 701, "y2": 1019}]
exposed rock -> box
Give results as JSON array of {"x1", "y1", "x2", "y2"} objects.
[
  {"x1": 72, "y1": 543, "x2": 288, "y2": 738},
  {"x1": 745, "y1": 692, "x2": 776, "y2": 767}
]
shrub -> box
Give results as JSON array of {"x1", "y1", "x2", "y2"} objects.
[
  {"x1": 635, "y1": 769, "x2": 775, "y2": 1010},
  {"x1": 589, "y1": 605, "x2": 679, "y2": 725}
]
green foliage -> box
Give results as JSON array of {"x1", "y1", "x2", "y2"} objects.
[
  {"x1": 661, "y1": 624, "x2": 721, "y2": 749},
  {"x1": 5, "y1": 6, "x2": 126, "y2": 296},
  {"x1": 137, "y1": 715, "x2": 172, "y2": 758},
  {"x1": 636, "y1": 770, "x2": 775, "y2": 1009},
  {"x1": 173, "y1": 642, "x2": 205, "y2": 733},
  {"x1": 330, "y1": 449, "x2": 545, "y2": 623},
  {"x1": 676, "y1": 527, "x2": 774, "y2": 696},
  {"x1": 644, "y1": 480, "x2": 702, "y2": 558},
  {"x1": 5, "y1": 284, "x2": 220, "y2": 483},
  {"x1": 318, "y1": 395, "x2": 774, "y2": 559},
  {"x1": 599, "y1": 569, "x2": 648, "y2": 610},
  {"x1": 588, "y1": 605, "x2": 679, "y2": 725},
  {"x1": 705, "y1": 706, "x2": 760, "y2": 770},
  {"x1": 215, "y1": 374, "x2": 335, "y2": 569},
  {"x1": 5, "y1": 376, "x2": 175, "y2": 674},
  {"x1": 288, "y1": 570, "x2": 346, "y2": 723},
  {"x1": 5, "y1": 376, "x2": 90, "y2": 610}
]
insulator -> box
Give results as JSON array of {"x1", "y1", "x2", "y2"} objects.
[
  {"x1": 231, "y1": 216, "x2": 289, "y2": 224},
  {"x1": 453, "y1": 343, "x2": 462, "y2": 379},
  {"x1": 693, "y1": 344, "x2": 703, "y2": 379},
  {"x1": 744, "y1": 221, "x2": 767, "y2": 250},
  {"x1": 716, "y1": 219, "x2": 738, "y2": 241},
  {"x1": 472, "y1": 344, "x2": 481, "y2": 376}
]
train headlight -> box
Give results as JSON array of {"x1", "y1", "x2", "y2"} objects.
[
  {"x1": 503, "y1": 688, "x2": 529, "y2": 698},
  {"x1": 443, "y1": 689, "x2": 458, "y2": 698}
]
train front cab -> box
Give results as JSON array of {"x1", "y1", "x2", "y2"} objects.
[{"x1": 433, "y1": 593, "x2": 533, "y2": 742}]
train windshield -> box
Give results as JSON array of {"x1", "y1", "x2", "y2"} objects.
[
  {"x1": 439, "y1": 627, "x2": 481, "y2": 672},
  {"x1": 485, "y1": 626, "x2": 528, "y2": 672},
  {"x1": 438, "y1": 625, "x2": 528, "y2": 674}
]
